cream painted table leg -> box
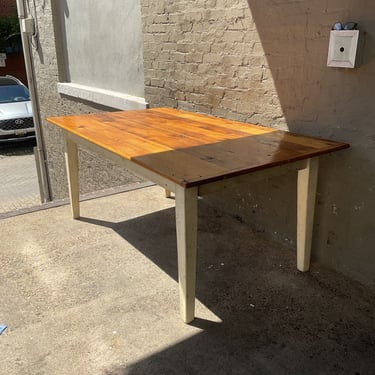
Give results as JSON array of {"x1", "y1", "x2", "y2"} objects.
[
  {"x1": 175, "y1": 185, "x2": 198, "y2": 323},
  {"x1": 64, "y1": 136, "x2": 80, "y2": 219},
  {"x1": 297, "y1": 157, "x2": 319, "y2": 271}
]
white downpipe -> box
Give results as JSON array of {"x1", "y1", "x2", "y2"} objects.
[{"x1": 16, "y1": 0, "x2": 51, "y2": 203}]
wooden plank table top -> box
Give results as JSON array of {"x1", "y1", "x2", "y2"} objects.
[
  {"x1": 47, "y1": 107, "x2": 349, "y2": 323},
  {"x1": 47, "y1": 107, "x2": 349, "y2": 188}
]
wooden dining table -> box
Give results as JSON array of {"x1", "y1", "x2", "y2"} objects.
[{"x1": 47, "y1": 107, "x2": 349, "y2": 323}]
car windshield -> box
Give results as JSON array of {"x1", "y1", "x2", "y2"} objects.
[{"x1": 0, "y1": 84, "x2": 30, "y2": 103}]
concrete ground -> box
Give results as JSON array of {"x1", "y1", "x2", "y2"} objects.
[{"x1": 0, "y1": 185, "x2": 374, "y2": 375}]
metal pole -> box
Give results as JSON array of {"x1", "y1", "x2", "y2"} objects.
[{"x1": 16, "y1": 0, "x2": 51, "y2": 203}]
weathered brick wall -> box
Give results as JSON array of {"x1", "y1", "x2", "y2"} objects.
[
  {"x1": 141, "y1": 0, "x2": 375, "y2": 286},
  {"x1": 142, "y1": 0, "x2": 285, "y2": 128}
]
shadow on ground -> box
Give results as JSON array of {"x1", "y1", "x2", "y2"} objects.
[
  {"x1": 79, "y1": 203, "x2": 375, "y2": 375},
  {"x1": 0, "y1": 139, "x2": 36, "y2": 157}
]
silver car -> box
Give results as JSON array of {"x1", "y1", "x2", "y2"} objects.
[{"x1": 0, "y1": 75, "x2": 35, "y2": 142}]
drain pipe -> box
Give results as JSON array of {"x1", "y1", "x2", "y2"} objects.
[{"x1": 16, "y1": 0, "x2": 51, "y2": 203}]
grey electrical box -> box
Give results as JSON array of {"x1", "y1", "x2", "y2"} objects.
[{"x1": 327, "y1": 30, "x2": 359, "y2": 68}]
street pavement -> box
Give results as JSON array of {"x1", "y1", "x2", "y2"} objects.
[
  {"x1": 1, "y1": 185, "x2": 374, "y2": 374},
  {"x1": 0, "y1": 140, "x2": 41, "y2": 215}
]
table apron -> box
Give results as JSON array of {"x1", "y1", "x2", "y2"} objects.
[{"x1": 198, "y1": 159, "x2": 309, "y2": 196}]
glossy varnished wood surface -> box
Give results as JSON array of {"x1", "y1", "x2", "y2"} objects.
[{"x1": 47, "y1": 108, "x2": 349, "y2": 187}]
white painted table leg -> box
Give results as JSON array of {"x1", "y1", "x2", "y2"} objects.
[
  {"x1": 297, "y1": 157, "x2": 319, "y2": 271},
  {"x1": 175, "y1": 185, "x2": 198, "y2": 323},
  {"x1": 64, "y1": 136, "x2": 80, "y2": 219}
]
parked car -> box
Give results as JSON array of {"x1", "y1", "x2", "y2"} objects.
[{"x1": 0, "y1": 75, "x2": 35, "y2": 142}]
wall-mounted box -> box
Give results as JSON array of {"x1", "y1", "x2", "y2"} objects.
[
  {"x1": 21, "y1": 17, "x2": 35, "y2": 35},
  {"x1": 327, "y1": 30, "x2": 359, "y2": 68}
]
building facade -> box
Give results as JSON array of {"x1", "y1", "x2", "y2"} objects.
[{"x1": 30, "y1": 0, "x2": 375, "y2": 286}]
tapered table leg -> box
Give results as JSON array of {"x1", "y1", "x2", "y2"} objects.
[
  {"x1": 175, "y1": 185, "x2": 198, "y2": 323},
  {"x1": 297, "y1": 157, "x2": 319, "y2": 271},
  {"x1": 64, "y1": 136, "x2": 80, "y2": 219}
]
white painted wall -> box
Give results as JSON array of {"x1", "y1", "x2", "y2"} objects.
[{"x1": 59, "y1": 0, "x2": 145, "y2": 99}]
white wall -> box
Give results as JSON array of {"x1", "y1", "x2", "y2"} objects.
[{"x1": 59, "y1": 0, "x2": 145, "y2": 99}]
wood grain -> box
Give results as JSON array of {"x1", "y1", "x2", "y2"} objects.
[{"x1": 47, "y1": 108, "x2": 349, "y2": 187}]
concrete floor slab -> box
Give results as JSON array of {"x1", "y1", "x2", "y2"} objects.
[{"x1": 0, "y1": 186, "x2": 374, "y2": 374}]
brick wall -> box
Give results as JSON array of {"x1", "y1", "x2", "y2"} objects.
[
  {"x1": 141, "y1": 0, "x2": 375, "y2": 286},
  {"x1": 141, "y1": 0, "x2": 285, "y2": 129}
]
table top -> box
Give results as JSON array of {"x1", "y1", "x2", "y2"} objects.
[{"x1": 47, "y1": 107, "x2": 349, "y2": 188}]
